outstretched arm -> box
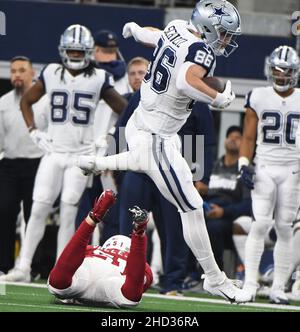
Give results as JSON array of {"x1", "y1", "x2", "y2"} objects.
[{"x1": 122, "y1": 22, "x2": 162, "y2": 47}]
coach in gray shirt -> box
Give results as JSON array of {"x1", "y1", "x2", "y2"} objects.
[{"x1": 0, "y1": 56, "x2": 45, "y2": 274}]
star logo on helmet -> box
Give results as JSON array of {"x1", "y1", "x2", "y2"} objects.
[{"x1": 209, "y1": 6, "x2": 230, "y2": 22}]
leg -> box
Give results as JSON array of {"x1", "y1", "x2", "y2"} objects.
[
  {"x1": 18, "y1": 155, "x2": 64, "y2": 273},
  {"x1": 49, "y1": 220, "x2": 96, "y2": 289},
  {"x1": 159, "y1": 195, "x2": 189, "y2": 293},
  {"x1": 20, "y1": 158, "x2": 41, "y2": 224},
  {"x1": 270, "y1": 166, "x2": 300, "y2": 303},
  {"x1": 0, "y1": 160, "x2": 21, "y2": 273},
  {"x1": 58, "y1": 165, "x2": 89, "y2": 257},
  {"x1": 121, "y1": 208, "x2": 152, "y2": 302},
  {"x1": 49, "y1": 190, "x2": 116, "y2": 289},
  {"x1": 232, "y1": 216, "x2": 252, "y2": 263},
  {"x1": 243, "y1": 164, "x2": 276, "y2": 295},
  {"x1": 119, "y1": 172, "x2": 153, "y2": 236},
  {"x1": 149, "y1": 136, "x2": 224, "y2": 285}
]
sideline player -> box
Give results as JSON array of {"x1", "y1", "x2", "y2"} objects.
[
  {"x1": 0, "y1": 24, "x2": 127, "y2": 282},
  {"x1": 78, "y1": 1, "x2": 252, "y2": 303},
  {"x1": 238, "y1": 45, "x2": 300, "y2": 304},
  {"x1": 48, "y1": 190, "x2": 152, "y2": 308}
]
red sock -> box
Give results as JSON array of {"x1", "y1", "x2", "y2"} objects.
[
  {"x1": 49, "y1": 220, "x2": 95, "y2": 289},
  {"x1": 121, "y1": 233, "x2": 149, "y2": 302}
]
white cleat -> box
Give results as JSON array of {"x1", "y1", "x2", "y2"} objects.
[
  {"x1": 269, "y1": 287, "x2": 289, "y2": 305},
  {"x1": 0, "y1": 268, "x2": 31, "y2": 283},
  {"x1": 242, "y1": 281, "x2": 259, "y2": 302},
  {"x1": 202, "y1": 273, "x2": 253, "y2": 304}
]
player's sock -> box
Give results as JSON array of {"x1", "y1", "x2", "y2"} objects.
[
  {"x1": 18, "y1": 201, "x2": 52, "y2": 272},
  {"x1": 121, "y1": 233, "x2": 150, "y2": 302},
  {"x1": 56, "y1": 202, "x2": 77, "y2": 258},
  {"x1": 244, "y1": 223, "x2": 266, "y2": 286},
  {"x1": 233, "y1": 234, "x2": 247, "y2": 263},
  {"x1": 180, "y1": 208, "x2": 224, "y2": 285},
  {"x1": 49, "y1": 220, "x2": 95, "y2": 289},
  {"x1": 272, "y1": 227, "x2": 292, "y2": 289}
]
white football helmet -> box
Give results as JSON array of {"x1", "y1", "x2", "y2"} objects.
[
  {"x1": 266, "y1": 45, "x2": 300, "y2": 92},
  {"x1": 190, "y1": 0, "x2": 241, "y2": 57},
  {"x1": 102, "y1": 235, "x2": 131, "y2": 253},
  {"x1": 58, "y1": 24, "x2": 94, "y2": 70}
]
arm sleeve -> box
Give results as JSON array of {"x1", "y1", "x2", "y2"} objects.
[
  {"x1": 184, "y1": 42, "x2": 215, "y2": 75},
  {"x1": 99, "y1": 72, "x2": 115, "y2": 100},
  {"x1": 132, "y1": 26, "x2": 162, "y2": 45}
]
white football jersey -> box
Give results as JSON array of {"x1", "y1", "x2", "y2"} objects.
[
  {"x1": 40, "y1": 63, "x2": 114, "y2": 154},
  {"x1": 246, "y1": 86, "x2": 300, "y2": 164},
  {"x1": 133, "y1": 19, "x2": 216, "y2": 137},
  {"x1": 48, "y1": 245, "x2": 138, "y2": 308},
  {"x1": 0, "y1": 90, "x2": 47, "y2": 159}
]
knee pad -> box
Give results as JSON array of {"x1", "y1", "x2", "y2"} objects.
[
  {"x1": 30, "y1": 201, "x2": 52, "y2": 221},
  {"x1": 275, "y1": 223, "x2": 293, "y2": 242},
  {"x1": 250, "y1": 219, "x2": 272, "y2": 237}
]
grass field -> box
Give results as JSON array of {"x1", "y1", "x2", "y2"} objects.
[{"x1": 0, "y1": 282, "x2": 300, "y2": 312}]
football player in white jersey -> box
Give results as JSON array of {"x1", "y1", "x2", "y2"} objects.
[
  {"x1": 48, "y1": 190, "x2": 153, "y2": 308},
  {"x1": 238, "y1": 45, "x2": 300, "y2": 304},
  {"x1": 0, "y1": 24, "x2": 127, "y2": 283},
  {"x1": 78, "y1": 1, "x2": 252, "y2": 303}
]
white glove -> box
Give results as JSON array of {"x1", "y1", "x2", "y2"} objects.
[
  {"x1": 29, "y1": 129, "x2": 52, "y2": 153},
  {"x1": 76, "y1": 155, "x2": 96, "y2": 176},
  {"x1": 122, "y1": 22, "x2": 139, "y2": 39},
  {"x1": 211, "y1": 80, "x2": 235, "y2": 109}
]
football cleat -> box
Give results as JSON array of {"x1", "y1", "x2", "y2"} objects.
[
  {"x1": 202, "y1": 272, "x2": 253, "y2": 304},
  {"x1": 0, "y1": 268, "x2": 31, "y2": 283},
  {"x1": 129, "y1": 206, "x2": 149, "y2": 235},
  {"x1": 269, "y1": 287, "x2": 290, "y2": 305},
  {"x1": 242, "y1": 281, "x2": 259, "y2": 302},
  {"x1": 89, "y1": 190, "x2": 116, "y2": 223}
]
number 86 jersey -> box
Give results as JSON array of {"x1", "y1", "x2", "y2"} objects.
[
  {"x1": 39, "y1": 63, "x2": 113, "y2": 154},
  {"x1": 135, "y1": 19, "x2": 216, "y2": 137},
  {"x1": 245, "y1": 86, "x2": 300, "y2": 164}
]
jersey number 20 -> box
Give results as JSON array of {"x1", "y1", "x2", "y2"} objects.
[{"x1": 262, "y1": 111, "x2": 300, "y2": 145}]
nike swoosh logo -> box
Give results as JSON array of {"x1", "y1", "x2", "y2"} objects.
[
  {"x1": 219, "y1": 290, "x2": 236, "y2": 303},
  {"x1": 292, "y1": 170, "x2": 300, "y2": 174}
]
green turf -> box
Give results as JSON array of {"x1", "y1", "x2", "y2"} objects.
[{"x1": 0, "y1": 284, "x2": 299, "y2": 312}]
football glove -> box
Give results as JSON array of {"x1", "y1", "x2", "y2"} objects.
[
  {"x1": 76, "y1": 155, "x2": 96, "y2": 176},
  {"x1": 122, "y1": 22, "x2": 139, "y2": 39},
  {"x1": 211, "y1": 80, "x2": 235, "y2": 109},
  {"x1": 238, "y1": 165, "x2": 255, "y2": 189},
  {"x1": 29, "y1": 129, "x2": 52, "y2": 153}
]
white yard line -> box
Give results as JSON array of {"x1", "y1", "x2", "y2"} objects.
[
  {"x1": 1, "y1": 281, "x2": 300, "y2": 311},
  {"x1": 0, "y1": 302, "x2": 106, "y2": 312}
]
